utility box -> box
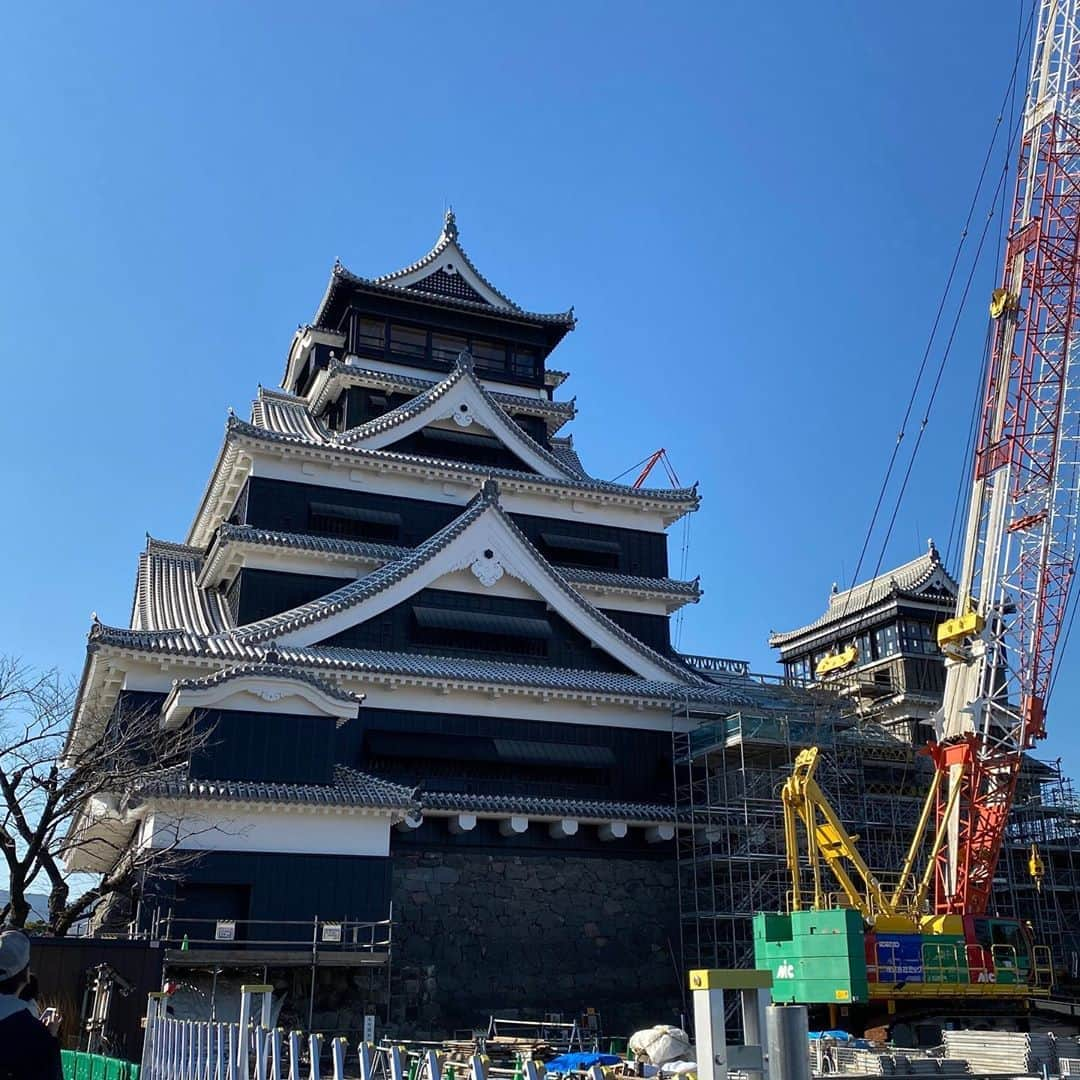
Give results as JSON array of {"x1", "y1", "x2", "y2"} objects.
[{"x1": 753, "y1": 910, "x2": 869, "y2": 1005}]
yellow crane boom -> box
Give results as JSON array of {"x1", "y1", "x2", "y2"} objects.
[{"x1": 782, "y1": 747, "x2": 897, "y2": 919}]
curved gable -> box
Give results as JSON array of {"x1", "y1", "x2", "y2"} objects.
[
  {"x1": 337, "y1": 353, "x2": 577, "y2": 480},
  {"x1": 224, "y1": 482, "x2": 699, "y2": 686}
]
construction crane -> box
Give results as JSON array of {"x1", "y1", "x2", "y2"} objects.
[
  {"x1": 631, "y1": 448, "x2": 681, "y2": 489},
  {"x1": 757, "y1": 0, "x2": 1080, "y2": 1030},
  {"x1": 927, "y1": 0, "x2": 1080, "y2": 919}
]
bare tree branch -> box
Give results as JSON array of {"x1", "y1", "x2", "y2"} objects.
[{"x1": 0, "y1": 655, "x2": 216, "y2": 936}]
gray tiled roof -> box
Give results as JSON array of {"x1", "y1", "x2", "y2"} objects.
[
  {"x1": 131, "y1": 537, "x2": 231, "y2": 635},
  {"x1": 207, "y1": 524, "x2": 700, "y2": 599},
  {"x1": 224, "y1": 480, "x2": 698, "y2": 683},
  {"x1": 316, "y1": 211, "x2": 575, "y2": 327},
  {"x1": 332, "y1": 353, "x2": 581, "y2": 481},
  {"x1": 322, "y1": 263, "x2": 575, "y2": 325},
  {"x1": 250, "y1": 390, "x2": 330, "y2": 442},
  {"x1": 372, "y1": 209, "x2": 520, "y2": 309},
  {"x1": 89, "y1": 623, "x2": 759, "y2": 708},
  {"x1": 420, "y1": 790, "x2": 675, "y2": 824},
  {"x1": 548, "y1": 437, "x2": 586, "y2": 476},
  {"x1": 307, "y1": 361, "x2": 576, "y2": 431},
  {"x1": 138, "y1": 764, "x2": 413, "y2": 811},
  {"x1": 169, "y1": 662, "x2": 362, "y2": 705},
  {"x1": 233, "y1": 405, "x2": 698, "y2": 507},
  {"x1": 769, "y1": 543, "x2": 958, "y2": 647}
]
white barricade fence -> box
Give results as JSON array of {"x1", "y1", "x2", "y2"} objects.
[{"x1": 141, "y1": 986, "x2": 494, "y2": 1080}]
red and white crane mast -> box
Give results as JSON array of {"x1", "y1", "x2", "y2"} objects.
[{"x1": 937, "y1": 0, "x2": 1080, "y2": 915}]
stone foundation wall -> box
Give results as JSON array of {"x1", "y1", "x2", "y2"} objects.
[{"x1": 390, "y1": 849, "x2": 683, "y2": 1039}]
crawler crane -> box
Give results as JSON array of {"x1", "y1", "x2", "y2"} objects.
[{"x1": 756, "y1": 0, "x2": 1080, "y2": 1032}]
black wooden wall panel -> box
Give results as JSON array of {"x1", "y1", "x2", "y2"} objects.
[
  {"x1": 237, "y1": 477, "x2": 670, "y2": 577},
  {"x1": 190, "y1": 708, "x2": 338, "y2": 784},
  {"x1": 384, "y1": 428, "x2": 541, "y2": 473},
  {"x1": 319, "y1": 586, "x2": 632, "y2": 673},
  {"x1": 337, "y1": 708, "x2": 672, "y2": 803},
  {"x1": 232, "y1": 568, "x2": 353, "y2": 625},
  {"x1": 170, "y1": 851, "x2": 391, "y2": 936},
  {"x1": 601, "y1": 608, "x2": 672, "y2": 655}
]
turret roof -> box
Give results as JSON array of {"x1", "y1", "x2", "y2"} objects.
[
  {"x1": 313, "y1": 210, "x2": 575, "y2": 328},
  {"x1": 330, "y1": 349, "x2": 581, "y2": 480},
  {"x1": 769, "y1": 541, "x2": 958, "y2": 647},
  {"x1": 304, "y1": 360, "x2": 577, "y2": 432}
]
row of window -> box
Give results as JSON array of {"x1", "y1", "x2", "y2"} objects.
[
  {"x1": 343, "y1": 313, "x2": 541, "y2": 382},
  {"x1": 305, "y1": 500, "x2": 631, "y2": 572},
  {"x1": 785, "y1": 619, "x2": 941, "y2": 681}
]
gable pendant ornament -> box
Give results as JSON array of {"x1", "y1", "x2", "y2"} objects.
[{"x1": 470, "y1": 548, "x2": 504, "y2": 587}]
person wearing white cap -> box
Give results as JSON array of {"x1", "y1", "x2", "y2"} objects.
[{"x1": 0, "y1": 929, "x2": 62, "y2": 1079}]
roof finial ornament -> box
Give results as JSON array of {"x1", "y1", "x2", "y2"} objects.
[
  {"x1": 480, "y1": 477, "x2": 500, "y2": 503},
  {"x1": 442, "y1": 206, "x2": 458, "y2": 242},
  {"x1": 928, "y1": 536, "x2": 939, "y2": 561},
  {"x1": 831, "y1": 582, "x2": 839, "y2": 595},
  {"x1": 455, "y1": 347, "x2": 474, "y2": 372},
  {"x1": 263, "y1": 641, "x2": 282, "y2": 665}
]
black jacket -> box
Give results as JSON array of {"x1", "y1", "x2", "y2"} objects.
[{"x1": 0, "y1": 1008, "x2": 63, "y2": 1080}]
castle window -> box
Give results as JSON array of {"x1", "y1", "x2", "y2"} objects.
[
  {"x1": 511, "y1": 347, "x2": 539, "y2": 380},
  {"x1": 470, "y1": 339, "x2": 508, "y2": 374},
  {"x1": 389, "y1": 322, "x2": 428, "y2": 363},
  {"x1": 308, "y1": 501, "x2": 401, "y2": 541},
  {"x1": 431, "y1": 332, "x2": 468, "y2": 366},
  {"x1": 786, "y1": 657, "x2": 812, "y2": 683},
  {"x1": 900, "y1": 619, "x2": 938, "y2": 655},
  {"x1": 411, "y1": 604, "x2": 551, "y2": 659},
  {"x1": 539, "y1": 532, "x2": 621, "y2": 570},
  {"x1": 873, "y1": 623, "x2": 899, "y2": 659},
  {"x1": 353, "y1": 316, "x2": 386, "y2": 357}
]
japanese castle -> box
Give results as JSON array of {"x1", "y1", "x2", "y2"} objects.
[
  {"x1": 63, "y1": 211, "x2": 760, "y2": 1030},
  {"x1": 769, "y1": 541, "x2": 959, "y2": 741}
]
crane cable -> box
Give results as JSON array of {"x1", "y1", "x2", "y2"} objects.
[
  {"x1": 838, "y1": 0, "x2": 1037, "y2": 618},
  {"x1": 946, "y1": 0, "x2": 1028, "y2": 570},
  {"x1": 864, "y1": 170, "x2": 1012, "y2": 591}
]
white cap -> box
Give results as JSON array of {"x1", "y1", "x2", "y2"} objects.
[{"x1": 0, "y1": 931, "x2": 30, "y2": 981}]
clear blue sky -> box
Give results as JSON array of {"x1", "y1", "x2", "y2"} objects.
[{"x1": 4, "y1": 4, "x2": 1077, "y2": 777}]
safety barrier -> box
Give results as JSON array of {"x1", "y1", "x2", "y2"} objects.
[
  {"x1": 140, "y1": 985, "x2": 540, "y2": 1080},
  {"x1": 61, "y1": 1050, "x2": 139, "y2": 1080}
]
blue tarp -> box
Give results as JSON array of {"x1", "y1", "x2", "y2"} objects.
[
  {"x1": 808, "y1": 1032, "x2": 873, "y2": 1049},
  {"x1": 544, "y1": 1053, "x2": 623, "y2": 1074}
]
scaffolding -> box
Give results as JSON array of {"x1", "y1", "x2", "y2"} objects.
[{"x1": 673, "y1": 672, "x2": 1080, "y2": 977}]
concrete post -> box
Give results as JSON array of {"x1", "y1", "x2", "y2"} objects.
[
  {"x1": 766, "y1": 1006, "x2": 809, "y2": 1080},
  {"x1": 692, "y1": 981, "x2": 727, "y2": 1080},
  {"x1": 688, "y1": 969, "x2": 773, "y2": 1080}
]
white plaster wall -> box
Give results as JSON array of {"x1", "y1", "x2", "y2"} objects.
[
  {"x1": 143, "y1": 808, "x2": 392, "y2": 857},
  {"x1": 248, "y1": 454, "x2": 672, "y2": 532},
  {"x1": 116, "y1": 659, "x2": 686, "y2": 732}
]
